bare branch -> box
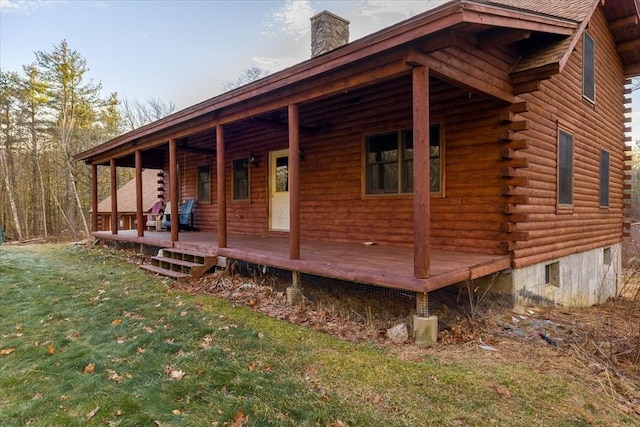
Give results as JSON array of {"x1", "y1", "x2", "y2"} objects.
[{"x1": 222, "y1": 66, "x2": 270, "y2": 92}]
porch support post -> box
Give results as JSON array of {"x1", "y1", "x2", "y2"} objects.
[
  {"x1": 169, "y1": 138, "x2": 179, "y2": 242},
  {"x1": 216, "y1": 125, "x2": 227, "y2": 248},
  {"x1": 414, "y1": 292, "x2": 438, "y2": 346},
  {"x1": 110, "y1": 158, "x2": 118, "y2": 235},
  {"x1": 91, "y1": 164, "x2": 98, "y2": 232},
  {"x1": 412, "y1": 65, "x2": 430, "y2": 278},
  {"x1": 288, "y1": 103, "x2": 300, "y2": 260},
  {"x1": 135, "y1": 150, "x2": 144, "y2": 237}
]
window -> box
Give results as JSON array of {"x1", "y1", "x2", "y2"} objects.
[
  {"x1": 197, "y1": 164, "x2": 210, "y2": 202},
  {"x1": 545, "y1": 262, "x2": 560, "y2": 287},
  {"x1": 558, "y1": 130, "x2": 573, "y2": 206},
  {"x1": 583, "y1": 31, "x2": 595, "y2": 103},
  {"x1": 603, "y1": 247, "x2": 612, "y2": 266},
  {"x1": 275, "y1": 156, "x2": 289, "y2": 192},
  {"x1": 365, "y1": 124, "x2": 442, "y2": 194},
  {"x1": 600, "y1": 149, "x2": 610, "y2": 207},
  {"x1": 233, "y1": 158, "x2": 249, "y2": 200}
]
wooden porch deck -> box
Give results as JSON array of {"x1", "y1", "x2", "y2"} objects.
[{"x1": 94, "y1": 230, "x2": 511, "y2": 293}]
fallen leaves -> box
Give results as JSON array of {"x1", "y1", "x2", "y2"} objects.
[
  {"x1": 165, "y1": 366, "x2": 185, "y2": 380},
  {"x1": 200, "y1": 334, "x2": 215, "y2": 349},
  {"x1": 47, "y1": 343, "x2": 55, "y2": 355},
  {"x1": 247, "y1": 361, "x2": 272, "y2": 373},
  {"x1": 122, "y1": 311, "x2": 144, "y2": 319},
  {"x1": 173, "y1": 273, "x2": 382, "y2": 343},
  {"x1": 226, "y1": 410, "x2": 248, "y2": 427},
  {"x1": 106, "y1": 369, "x2": 122, "y2": 383},
  {"x1": 83, "y1": 363, "x2": 96, "y2": 374},
  {"x1": 0, "y1": 348, "x2": 15, "y2": 355},
  {"x1": 111, "y1": 318, "x2": 123, "y2": 326}
]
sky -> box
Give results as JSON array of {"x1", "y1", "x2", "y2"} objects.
[{"x1": 0, "y1": 0, "x2": 638, "y2": 142}]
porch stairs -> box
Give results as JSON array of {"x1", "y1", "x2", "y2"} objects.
[{"x1": 141, "y1": 248, "x2": 218, "y2": 281}]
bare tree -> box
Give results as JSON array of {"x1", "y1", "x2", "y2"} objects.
[
  {"x1": 120, "y1": 97, "x2": 175, "y2": 131},
  {"x1": 222, "y1": 66, "x2": 270, "y2": 92}
]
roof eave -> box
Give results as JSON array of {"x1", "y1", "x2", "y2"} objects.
[{"x1": 75, "y1": 0, "x2": 582, "y2": 163}]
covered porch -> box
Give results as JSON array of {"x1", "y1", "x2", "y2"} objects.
[{"x1": 93, "y1": 230, "x2": 511, "y2": 294}]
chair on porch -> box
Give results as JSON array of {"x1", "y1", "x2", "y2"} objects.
[
  {"x1": 145, "y1": 200, "x2": 165, "y2": 231},
  {"x1": 162, "y1": 198, "x2": 196, "y2": 231}
]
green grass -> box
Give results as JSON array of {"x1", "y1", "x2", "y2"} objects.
[{"x1": 0, "y1": 244, "x2": 633, "y2": 426}]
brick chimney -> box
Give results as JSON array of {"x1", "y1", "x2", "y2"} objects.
[{"x1": 310, "y1": 11, "x2": 350, "y2": 58}]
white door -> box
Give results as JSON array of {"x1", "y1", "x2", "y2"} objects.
[{"x1": 269, "y1": 149, "x2": 290, "y2": 231}]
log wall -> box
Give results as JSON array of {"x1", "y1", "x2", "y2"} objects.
[
  {"x1": 511, "y1": 8, "x2": 627, "y2": 268},
  {"x1": 163, "y1": 72, "x2": 514, "y2": 255}
]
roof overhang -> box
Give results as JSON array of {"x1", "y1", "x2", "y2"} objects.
[
  {"x1": 75, "y1": 0, "x2": 584, "y2": 165},
  {"x1": 603, "y1": 0, "x2": 640, "y2": 78}
]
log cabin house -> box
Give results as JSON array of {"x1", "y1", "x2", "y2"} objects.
[
  {"x1": 93, "y1": 169, "x2": 163, "y2": 231},
  {"x1": 76, "y1": 0, "x2": 640, "y2": 342}
]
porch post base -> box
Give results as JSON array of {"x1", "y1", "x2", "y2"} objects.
[
  {"x1": 413, "y1": 315, "x2": 438, "y2": 346},
  {"x1": 286, "y1": 271, "x2": 303, "y2": 305}
]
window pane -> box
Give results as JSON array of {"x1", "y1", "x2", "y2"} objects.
[
  {"x1": 600, "y1": 149, "x2": 609, "y2": 207},
  {"x1": 367, "y1": 133, "x2": 399, "y2": 193},
  {"x1": 368, "y1": 133, "x2": 398, "y2": 163},
  {"x1": 583, "y1": 31, "x2": 595, "y2": 102},
  {"x1": 367, "y1": 125, "x2": 443, "y2": 194},
  {"x1": 402, "y1": 130, "x2": 413, "y2": 192},
  {"x1": 429, "y1": 123, "x2": 441, "y2": 192},
  {"x1": 403, "y1": 130, "x2": 413, "y2": 160},
  {"x1": 403, "y1": 160, "x2": 413, "y2": 192},
  {"x1": 276, "y1": 156, "x2": 288, "y2": 192},
  {"x1": 197, "y1": 165, "x2": 210, "y2": 202},
  {"x1": 233, "y1": 159, "x2": 249, "y2": 200},
  {"x1": 558, "y1": 130, "x2": 573, "y2": 205},
  {"x1": 430, "y1": 158, "x2": 440, "y2": 192}
]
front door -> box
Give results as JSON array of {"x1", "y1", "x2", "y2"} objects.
[{"x1": 269, "y1": 149, "x2": 290, "y2": 231}]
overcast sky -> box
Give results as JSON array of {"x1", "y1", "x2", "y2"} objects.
[{"x1": 0, "y1": 0, "x2": 638, "y2": 141}]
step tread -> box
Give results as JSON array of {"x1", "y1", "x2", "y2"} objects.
[
  {"x1": 151, "y1": 256, "x2": 203, "y2": 268},
  {"x1": 161, "y1": 248, "x2": 214, "y2": 258},
  {"x1": 140, "y1": 264, "x2": 191, "y2": 279}
]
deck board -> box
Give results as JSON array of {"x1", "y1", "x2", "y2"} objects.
[{"x1": 95, "y1": 230, "x2": 511, "y2": 293}]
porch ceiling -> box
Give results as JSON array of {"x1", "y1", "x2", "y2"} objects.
[
  {"x1": 100, "y1": 74, "x2": 488, "y2": 169},
  {"x1": 95, "y1": 230, "x2": 511, "y2": 293}
]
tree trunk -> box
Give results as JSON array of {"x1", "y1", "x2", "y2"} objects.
[
  {"x1": 30, "y1": 110, "x2": 40, "y2": 236},
  {"x1": 36, "y1": 156, "x2": 48, "y2": 239},
  {"x1": 0, "y1": 149, "x2": 23, "y2": 240},
  {"x1": 64, "y1": 148, "x2": 89, "y2": 238}
]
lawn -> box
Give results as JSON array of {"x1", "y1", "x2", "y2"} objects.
[{"x1": 0, "y1": 244, "x2": 634, "y2": 426}]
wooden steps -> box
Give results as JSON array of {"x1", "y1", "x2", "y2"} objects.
[{"x1": 140, "y1": 248, "x2": 218, "y2": 281}]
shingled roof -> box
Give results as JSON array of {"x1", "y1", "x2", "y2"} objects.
[
  {"x1": 95, "y1": 169, "x2": 162, "y2": 214},
  {"x1": 484, "y1": 0, "x2": 594, "y2": 22},
  {"x1": 507, "y1": 0, "x2": 640, "y2": 78}
]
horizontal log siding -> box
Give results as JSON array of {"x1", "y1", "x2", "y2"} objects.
[{"x1": 512, "y1": 8, "x2": 626, "y2": 268}]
